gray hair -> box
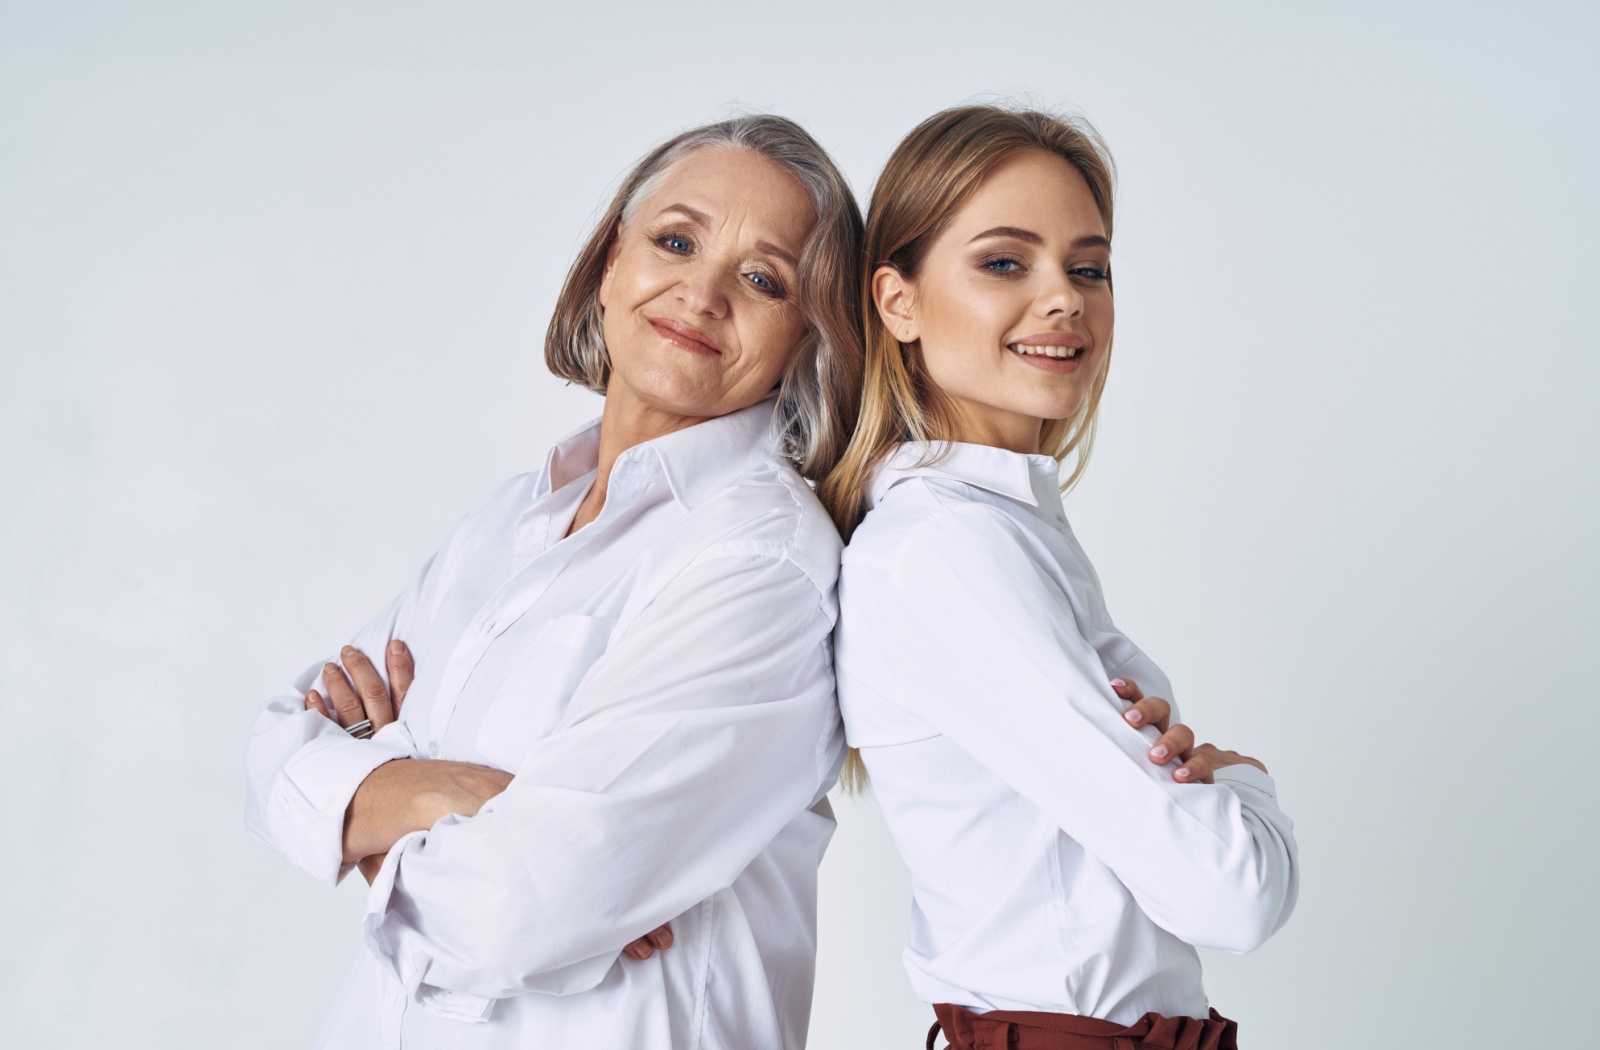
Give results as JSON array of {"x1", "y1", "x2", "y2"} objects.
[{"x1": 544, "y1": 115, "x2": 864, "y2": 480}]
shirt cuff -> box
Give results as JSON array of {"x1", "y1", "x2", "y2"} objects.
[
  {"x1": 361, "y1": 825, "x2": 495, "y2": 1022},
  {"x1": 1211, "y1": 762, "x2": 1278, "y2": 801},
  {"x1": 278, "y1": 730, "x2": 411, "y2": 885}
]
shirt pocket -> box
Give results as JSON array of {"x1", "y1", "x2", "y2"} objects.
[{"x1": 475, "y1": 613, "x2": 616, "y2": 771}]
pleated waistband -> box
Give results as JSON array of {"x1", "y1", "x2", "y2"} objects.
[{"x1": 928, "y1": 1002, "x2": 1239, "y2": 1050}]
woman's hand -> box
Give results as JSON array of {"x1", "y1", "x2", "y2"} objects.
[
  {"x1": 305, "y1": 640, "x2": 414, "y2": 733},
  {"x1": 357, "y1": 853, "x2": 387, "y2": 885},
  {"x1": 623, "y1": 924, "x2": 674, "y2": 961},
  {"x1": 1111, "y1": 678, "x2": 1268, "y2": 784},
  {"x1": 309, "y1": 641, "x2": 515, "y2": 863}
]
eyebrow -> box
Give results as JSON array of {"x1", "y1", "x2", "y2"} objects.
[
  {"x1": 756, "y1": 240, "x2": 799, "y2": 268},
  {"x1": 967, "y1": 226, "x2": 1111, "y2": 252},
  {"x1": 657, "y1": 203, "x2": 712, "y2": 227},
  {"x1": 654, "y1": 203, "x2": 801, "y2": 269}
]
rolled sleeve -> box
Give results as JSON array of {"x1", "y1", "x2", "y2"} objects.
[
  {"x1": 244, "y1": 556, "x2": 435, "y2": 884},
  {"x1": 275, "y1": 722, "x2": 412, "y2": 884}
]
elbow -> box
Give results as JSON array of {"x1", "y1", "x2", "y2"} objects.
[
  {"x1": 1175, "y1": 862, "x2": 1298, "y2": 954},
  {"x1": 1189, "y1": 897, "x2": 1285, "y2": 954},
  {"x1": 1144, "y1": 839, "x2": 1298, "y2": 953},
  {"x1": 438, "y1": 882, "x2": 618, "y2": 995}
]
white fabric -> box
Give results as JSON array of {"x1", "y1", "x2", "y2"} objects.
[
  {"x1": 244, "y1": 400, "x2": 845, "y2": 1050},
  {"x1": 834, "y1": 441, "x2": 1299, "y2": 1025}
]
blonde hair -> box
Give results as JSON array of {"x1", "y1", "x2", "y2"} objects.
[
  {"x1": 819, "y1": 104, "x2": 1118, "y2": 794},
  {"x1": 545, "y1": 115, "x2": 864, "y2": 479}
]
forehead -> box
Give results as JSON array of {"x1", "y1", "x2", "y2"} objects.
[
  {"x1": 633, "y1": 147, "x2": 817, "y2": 252},
  {"x1": 946, "y1": 149, "x2": 1107, "y2": 242}
]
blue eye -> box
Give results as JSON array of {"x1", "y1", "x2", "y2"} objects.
[
  {"x1": 745, "y1": 271, "x2": 786, "y2": 298},
  {"x1": 984, "y1": 257, "x2": 1022, "y2": 273},
  {"x1": 660, "y1": 235, "x2": 692, "y2": 253}
]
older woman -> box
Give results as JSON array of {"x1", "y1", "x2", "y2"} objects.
[{"x1": 245, "y1": 115, "x2": 862, "y2": 1050}]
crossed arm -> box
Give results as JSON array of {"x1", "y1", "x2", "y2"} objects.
[
  {"x1": 307, "y1": 642, "x2": 1243, "y2": 969},
  {"x1": 306, "y1": 641, "x2": 673, "y2": 961}
]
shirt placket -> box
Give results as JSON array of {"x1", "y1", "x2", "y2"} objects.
[
  {"x1": 423, "y1": 461, "x2": 657, "y2": 754},
  {"x1": 424, "y1": 507, "x2": 587, "y2": 754}
]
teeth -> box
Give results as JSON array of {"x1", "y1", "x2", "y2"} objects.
[{"x1": 1009, "y1": 343, "x2": 1079, "y2": 359}]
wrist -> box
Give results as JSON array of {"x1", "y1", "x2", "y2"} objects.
[{"x1": 342, "y1": 758, "x2": 413, "y2": 862}]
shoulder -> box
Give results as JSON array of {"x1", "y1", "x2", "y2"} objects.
[
  {"x1": 682, "y1": 455, "x2": 843, "y2": 595},
  {"x1": 844, "y1": 479, "x2": 1036, "y2": 578},
  {"x1": 437, "y1": 472, "x2": 539, "y2": 544}
]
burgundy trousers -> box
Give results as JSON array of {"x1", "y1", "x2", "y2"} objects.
[{"x1": 928, "y1": 1002, "x2": 1239, "y2": 1050}]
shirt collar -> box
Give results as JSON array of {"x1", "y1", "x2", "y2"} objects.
[
  {"x1": 870, "y1": 440, "x2": 1062, "y2": 509},
  {"x1": 536, "y1": 398, "x2": 780, "y2": 511},
  {"x1": 534, "y1": 417, "x2": 604, "y2": 501},
  {"x1": 636, "y1": 398, "x2": 781, "y2": 510}
]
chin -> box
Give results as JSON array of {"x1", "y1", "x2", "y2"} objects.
[
  {"x1": 1008, "y1": 392, "x2": 1087, "y2": 424},
  {"x1": 624, "y1": 362, "x2": 730, "y2": 417}
]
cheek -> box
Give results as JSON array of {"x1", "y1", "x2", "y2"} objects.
[
  {"x1": 1089, "y1": 291, "x2": 1114, "y2": 343},
  {"x1": 740, "y1": 310, "x2": 808, "y2": 379},
  {"x1": 606, "y1": 246, "x2": 672, "y2": 312},
  {"x1": 922, "y1": 280, "x2": 1014, "y2": 367},
  {"x1": 600, "y1": 259, "x2": 667, "y2": 351}
]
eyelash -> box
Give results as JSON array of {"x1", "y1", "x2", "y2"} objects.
[
  {"x1": 980, "y1": 255, "x2": 1110, "y2": 284},
  {"x1": 654, "y1": 230, "x2": 788, "y2": 299}
]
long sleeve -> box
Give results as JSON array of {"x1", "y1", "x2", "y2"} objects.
[
  {"x1": 873, "y1": 504, "x2": 1298, "y2": 954},
  {"x1": 242, "y1": 557, "x2": 433, "y2": 885},
  {"x1": 361, "y1": 548, "x2": 841, "y2": 1002}
]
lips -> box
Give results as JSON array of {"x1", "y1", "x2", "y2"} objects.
[
  {"x1": 1007, "y1": 332, "x2": 1087, "y2": 360},
  {"x1": 648, "y1": 317, "x2": 723, "y2": 355},
  {"x1": 1009, "y1": 343, "x2": 1081, "y2": 360}
]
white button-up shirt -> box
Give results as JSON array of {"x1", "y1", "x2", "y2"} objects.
[
  {"x1": 834, "y1": 442, "x2": 1299, "y2": 1025},
  {"x1": 244, "y1": 401, "x2": 845, "y2": 1050}
]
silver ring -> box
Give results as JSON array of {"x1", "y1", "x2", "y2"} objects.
[{"x1": 346, "y1": 719, "x2": 374, "y2": 740}]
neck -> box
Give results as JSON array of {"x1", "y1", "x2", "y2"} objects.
[
  {"x1": 944, "y1": 398, "x2": 1044, "y2": 456},
  {"x1": 568, "y1": 388, "x2": 710, "y2": 536}
]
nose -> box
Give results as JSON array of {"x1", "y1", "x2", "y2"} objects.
[
  {"x1": 676, "y1": 258, "x2": 731, "y2": 320},
  {"x1": 1037, "y1": 267, "x2": 1085, "y2": 320}
]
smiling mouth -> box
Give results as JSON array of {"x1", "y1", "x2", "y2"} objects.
[
  {"x1": 649, "y1": 318, "x2": 723, "y2": 356},
  {"x1": 1008, "y1": 342, "x2": 1082, "y2": 360}
]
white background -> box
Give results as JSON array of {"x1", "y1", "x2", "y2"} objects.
[{"x1": 2, "y1": 3, "x2": 1596, "y2": 1047}]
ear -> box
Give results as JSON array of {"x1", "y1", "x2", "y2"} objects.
[
  {"x1": 597, "y1": 222, "x2": 623, "y2": 310},
  {"x1": 872, "y1": 265, "x2": 919, "y2": 344}
]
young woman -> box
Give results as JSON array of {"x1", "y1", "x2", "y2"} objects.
[
  {"x1": 245, "y1": 115, "x2": 862, "y2": 1050},
  {"x1": 820, "y1": 106, "x2": 1299, "y2": 1049}
]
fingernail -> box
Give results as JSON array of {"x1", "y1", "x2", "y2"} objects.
[
  {"x1": 390, "y1": 641, "x2": 405, "y2": 654},
  {"x1": 1110, "y1": 679, "x2": 1126, "y2": 690},
  {"x1": 1151, "y1": 745, "x2": 1170, "y2": 760},
  {"x1": 1176, "y1": 767, "x2": 1191, "y2": 779},
  {"x1": 1124, "y1": 709, "x2": 1143, "y2": 725},
  {"x1": 342, "y1": 646, "x2": 356, "y2": 657},
  {"x1": 323, "y1": 663, "x2": 339, "y2": 674}
]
